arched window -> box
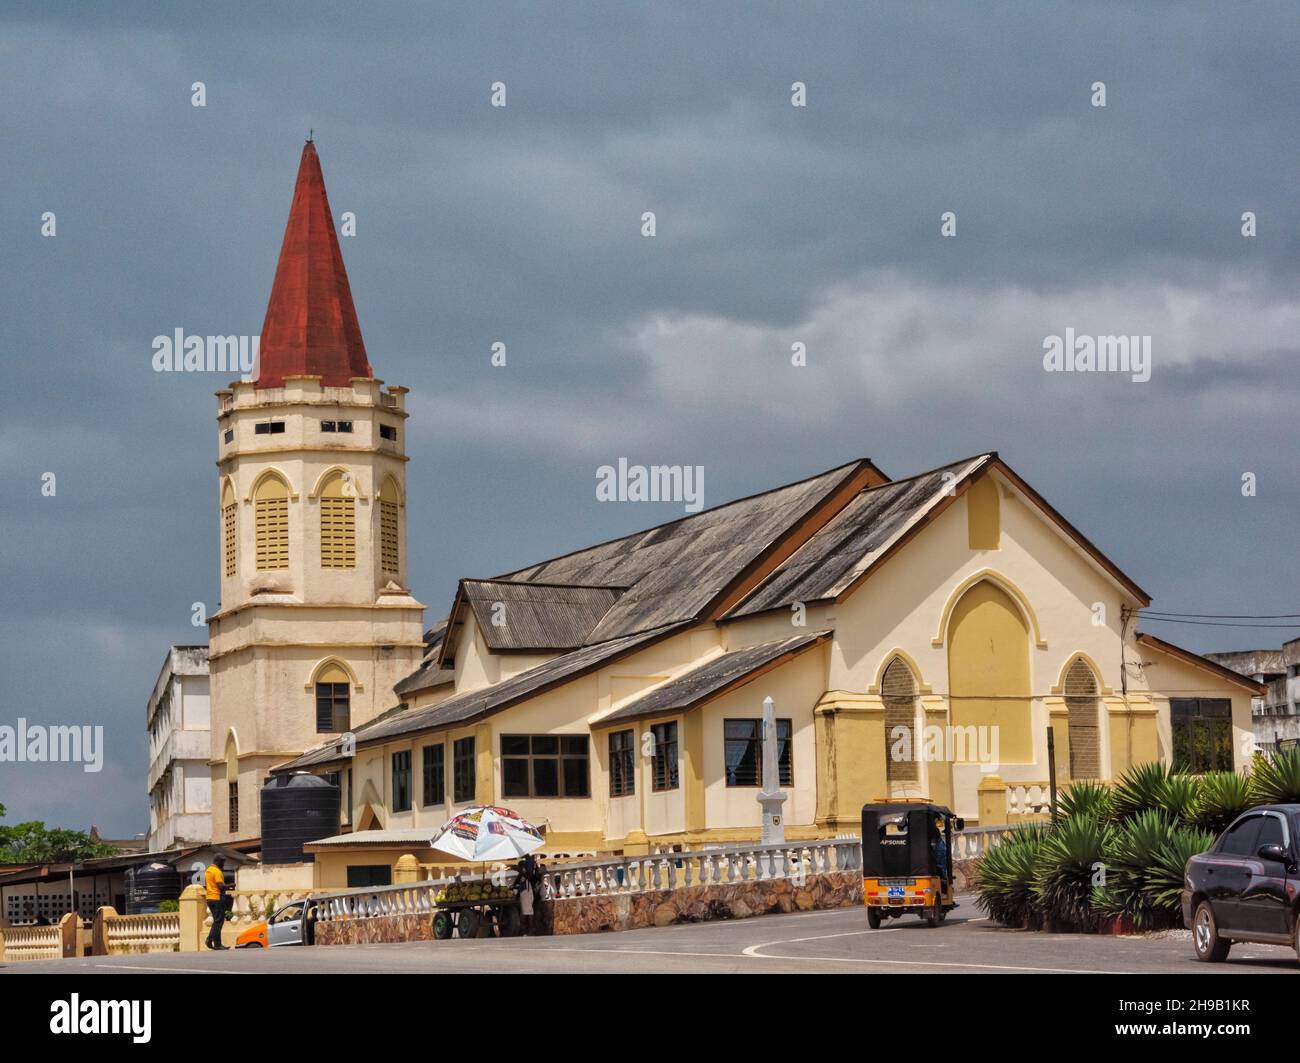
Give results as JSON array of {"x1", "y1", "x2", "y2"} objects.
[
  {"x1": 1064, "y1": 657, "x2": 1101, "y2": 779},
  {"x1": 254, "y1": 475, "x2": 290, "y2": 570},
  {"x1": 379, "y1": 476, "x2": 400, "y2": 574},
  {"x1": 315, "y1": 662, "x2": 351, "y2": 733},
  {"x1": 221, "y1": 482, "x2": 237, "y2": 577},
  {"x1": 319, "y1": 472, "x2": 356, "y2": 569},
  {"x1": 882, "y1": 657, "x2": 919, "y2": 784}
]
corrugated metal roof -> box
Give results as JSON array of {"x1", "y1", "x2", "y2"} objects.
[
  {"x1": 394, "y1": 618, "x2": 455, "y2": 696},
  {"x1": 493, "y1": 460, "x2": 867, "y2": 642},
  {"x1": 599, "y1": 631, "x2": 831, "y2": 723},
  {"x1": 357, "y1": 623, "x2": 689, "y2": 744},
  {"x1": 726, "y1": 456, "x2": 991, "y2": 618},
  {"x1": 306, "y1": 828, "x2": 441, "y2": 849},
  {"x1": 463, "y1": 580, "x2": 623, "y2": 651}
]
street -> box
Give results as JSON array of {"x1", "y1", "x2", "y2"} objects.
[{"x1": 6, "y1": 900, "x2": 1298, "y2": 975}]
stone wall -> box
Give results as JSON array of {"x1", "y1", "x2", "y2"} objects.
[
  {"x1": 316, "y1": 912, "x2": 435, "y2": 946},
  {"x1": 546, "y1": 871, "x2": 862, "y2": 935},
  {"x1": 315, "y1": 871, "x2": 864, "y2": 944}
]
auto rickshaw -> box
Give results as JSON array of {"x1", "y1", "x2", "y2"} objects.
[{"x1": 861, "y1": 800, "x2": 963, "y2": 928}]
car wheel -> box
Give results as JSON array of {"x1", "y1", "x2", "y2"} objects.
[
  {"x1": 866, "y1": 907, "x2": 881, "y2": 929},
  {"x1": 1193, "y1": 901, "x2": 1230, "y2": 962}
]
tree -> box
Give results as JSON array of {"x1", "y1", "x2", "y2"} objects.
[{"x1": 0, "y1": 803, "x2": 118, "y2": 864}]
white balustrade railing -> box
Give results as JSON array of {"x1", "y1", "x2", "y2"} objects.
[
  {"x1": 952, "y1": 825, "x2": 1013, "y2": 860},
  {"x1": 313, "y1": 838, "x2": 865, "y2": 922}
]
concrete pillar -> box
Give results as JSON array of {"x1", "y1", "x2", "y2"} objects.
[
  {"x1": 394, "y1": 854, "x2": 419, "y2": 884},
  {"x1": 178, "y1": 884, "x2": 206, "y2": 952},
  {"x1": 977, "y1": 774, "x2": 1007, "y2": 826},
  {"x1": 814, "y1": 692, "x2": 887, "y2": 834}
]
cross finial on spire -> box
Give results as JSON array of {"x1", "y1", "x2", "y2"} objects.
[{"x1": 307, "y1": 128, "x2": 313, "y2": 143}]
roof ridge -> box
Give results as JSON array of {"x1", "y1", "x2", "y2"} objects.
[{"x1": 494, "y1": 458, "x2": 874, "y2": 580}]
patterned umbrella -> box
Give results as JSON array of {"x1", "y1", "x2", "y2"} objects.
[{"x1": 430, "y1": 805, "x2": 544, "y2": 863}]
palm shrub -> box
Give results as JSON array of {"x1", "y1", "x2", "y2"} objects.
[
  {"x1": 1058, "y1": 780, "x2": 1113, "y2": 822},
  {"x1": 1193, "y1": 771, "x2": 1253, "y2": 835},
  {"x1": 1157, "y1": 773, "x2": 1201, "y2": 826},
  {"x1": 973, "y1": 824, "x2": 1048, "y2": 928},
  {"x1": 1110, "y1": 762, "x2": 1172, "y2": 823},
  {"x1": 1032, "y1": 814, "x2": 1111, "y2": 932},
  {"x1": 1144, "y1": 825, "x2": 1216, "y2": 919},
  {"x1": 1092, "y1": 809, "x2": 1180, "y2": 930},
  {"x1": 1250, "y1": 746, "x2": 1300, "y2": 805}
]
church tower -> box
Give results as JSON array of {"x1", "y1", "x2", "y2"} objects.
[{"x1": 208, "y1": 141, "x2": 425, "y2": 843}]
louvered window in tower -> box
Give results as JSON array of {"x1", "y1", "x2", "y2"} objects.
[
  {"x1": 254, "y1": 477, "x2": 290, "y2": 570},
  {"x1": 1065, "y1": 658, "x2": 1101, "y2": 779},
  {"x1": 379, "y1": 477, "x2": 400, "y2": 573},
  {"x1": 222, "y1": 482, "x2": 238, "y2": 577},
  {"x1": 319, "y1": 472, "x2": 356, "y2": 569},
  {"x1": 882, "y1": 657, "x2": 919, "y2": 784}
]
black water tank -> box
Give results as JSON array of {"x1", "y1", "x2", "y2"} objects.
[
  {"x1": 260, "y1": 773, "x2": 340, "y2": 864},
  {"x1": 124, "y1": 862, "x2": 183, "y2": 914}
]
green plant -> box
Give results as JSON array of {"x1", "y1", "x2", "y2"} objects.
[
  {"x1": 1110, "y1": 762, "x2": 1172, "y2": 823},
  {"x1": 1058, "y1": 780, "x2": 1113, "y2": 822},
  {"x1": 1157, "y1": 773, "x2": 1201, "y2": 827},
  {"x1": 1250, "y1": 746, "x2": 1300, "y2": 805},
  {"x1": 1193, "y1": 771, "x2": 1253, "y2": 835},
  {"x1": 1092, "y1": 809, "x2": 1176, "y2": 930},
  {"x1": 973, "y1": 824, "x2": 1048, "y2": 928},
  {"x1": 1032, "y1": 814, "x2": 1111, "y2": 932},
  {"x1": 157, "y1": 899, "x2": 179, "y2": 913},
  {"x1": 1145, "y1": 826, "x2": 1216, "y2": 916}
]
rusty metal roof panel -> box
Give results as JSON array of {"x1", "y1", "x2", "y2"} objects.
[
  {"x1": 498, "y1": 462, "x2": 865, "y2": 641},
  {"x1": 462, "y1": 580, "x2": 623, "y2": 651},
  {"x1": 600, "y1": 631, "x2": 831, "y2": 723},
  {"x1": 727, "y1": 456, "x2": 991, "y2": 618}
]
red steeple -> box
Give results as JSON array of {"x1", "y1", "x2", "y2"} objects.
[{"x1": 255, "y1": 140, "x2": 372, "y2": 388}]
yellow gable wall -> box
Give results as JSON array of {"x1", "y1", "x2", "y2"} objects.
[{"x1": 1133, "y1": 643, "x2": 1256, "y2": 770}]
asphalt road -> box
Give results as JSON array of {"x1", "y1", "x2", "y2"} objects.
[{"x1": 5, "y1": 900, "x2": 1298, "y2": 975}]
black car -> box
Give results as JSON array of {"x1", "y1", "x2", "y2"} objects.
[{"x1": 1182, "y1": 803, "x2": 1300, "y2": 963}]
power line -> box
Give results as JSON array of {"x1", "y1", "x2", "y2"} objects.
[
  {"x1": 1139, "y1": 610, "x2": 1300, "y2": 620},
  {"x1": 1136, "y1": 616, "x2": 1300, "y2": 629}
]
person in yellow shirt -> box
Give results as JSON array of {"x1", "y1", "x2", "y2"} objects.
[{"x1": 204, "y1": 860, "x2": 229, "y2": 950}]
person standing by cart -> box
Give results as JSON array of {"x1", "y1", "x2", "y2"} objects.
[{"x1": 514, "y1": 856, "x2": 536, "y2": 935}]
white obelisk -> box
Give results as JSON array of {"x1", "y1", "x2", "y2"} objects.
[{"x1": 758, "y1": 696, "x2": 787, "y2": 844}]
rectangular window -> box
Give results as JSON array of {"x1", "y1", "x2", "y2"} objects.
[
  {"x1": 319, "y1": 496, "x2": 357, "y2": 568},
  {"x1": 453, "y1": 737, "x2": 476, "y2": 803},
  {"x1": 228, "y1": 781, "x2": 239, "y2": 833},
  {"x1": 501, "y1": 734, "x2": 590, "y2": 798},
  {"x1": 422, "y1": 744, "x2": 445, "y2": 806},
  {"x1": 724, "y1": 718, "x2": 793, "y2": 787},
  {"x1": 379, "y1": 424, "x2": 398, "y2": 441},
  {"x1": 651, "y1": 722, "x2": 679, "y2": 792},
  {"x1": 391, "y1": 750, "x2": 412, "y2": 813},
  {"x1": 320, "y1": 420, "x2": 354, "y2": 433},
  {"x1": 254, "y1": 421, "x2": 286, "y2": 435},
  {"x1": 315, "y1": 682, "x2": 350, "y2": 733},
  {"x1": 1171, "y1": 698, "x2": 1233, "y2": 773},
  {"x1": 223, "y1": 428, "x2": 234, "y2": 444},
  {"x1": 609, "y1": 729, "x2": 635, "y2": 798},
  {"x1": 346, "y1": 865, "x2": 393, "y2": 888}
]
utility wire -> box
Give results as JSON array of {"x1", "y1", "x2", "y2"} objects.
[
  {"x1": 1138, "y1": 610, "x2": 1300, "y2": 620},
  {"x1": 1135, "y1": 616, "x2": 1300, "y2": 629}
]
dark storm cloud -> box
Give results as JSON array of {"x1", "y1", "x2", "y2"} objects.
[{"x1": 1, "y1": 1, "x2": 1297, "y2": 832}]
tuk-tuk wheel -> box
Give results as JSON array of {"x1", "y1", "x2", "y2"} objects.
[
  {"x1": 866, "y1": 907, "x2": 881, "y2": 929},
  {"x1": 924, "y1": 896, "x2": 942, "y2": 927}
]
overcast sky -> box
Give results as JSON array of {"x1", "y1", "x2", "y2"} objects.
[{"x1": 2, "y1": 2, "x2": 1297, "y2": 835}]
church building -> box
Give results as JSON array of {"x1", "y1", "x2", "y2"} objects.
[{"x1": 180, "y1": 142, "x2": 1261, "y2": 884}]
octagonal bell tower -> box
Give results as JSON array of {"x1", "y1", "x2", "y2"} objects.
[{"x1": 208, "y1": 141, "x2": 425, "y2": 843}]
